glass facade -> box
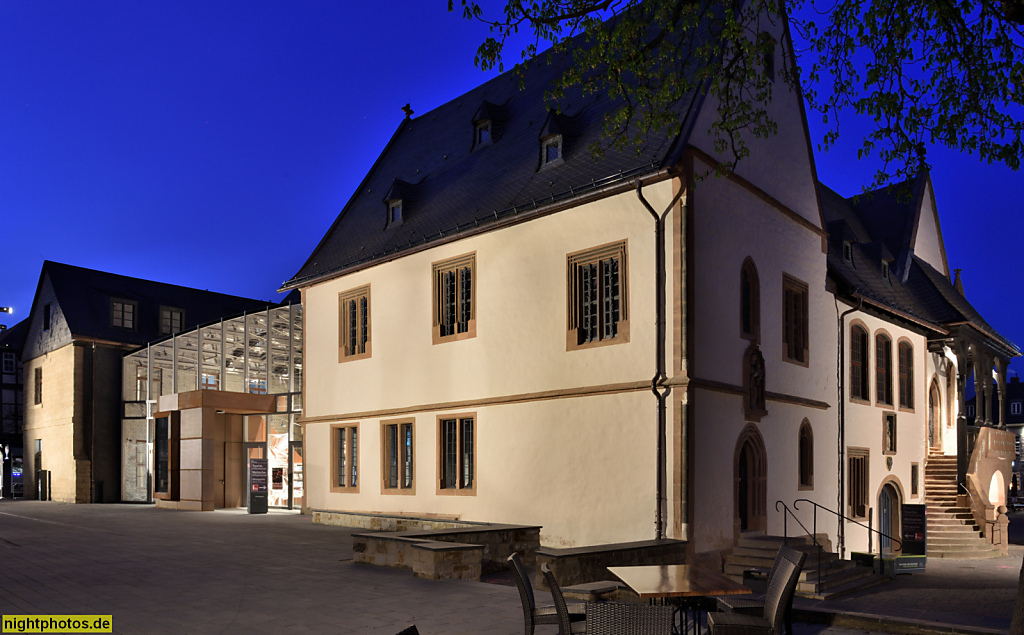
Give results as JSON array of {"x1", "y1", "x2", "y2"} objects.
[{"x1": 121, "y1": 303, "x2": 303, "y2": 507}]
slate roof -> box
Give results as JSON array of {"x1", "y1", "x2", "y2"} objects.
[
  {"x1": 282, "y1": 43, "x2": 703, "y2": 290},
  {"x1": 819, "y1": 181, "x2": 1017, "y2": 355},
  {"x1": 0, "y1": 318, "x2": 29, "y2": 355},
  {"x1": 42, "y1": 261, "x2": 279, "y2": 348}
]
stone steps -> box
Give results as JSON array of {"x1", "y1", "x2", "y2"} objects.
[
  {"x1": 723, "y1": 534, "x2": 884, "y2": 600},
  {"x1": 923, "y1": 457, "x2": 1000, "y2": 559}
]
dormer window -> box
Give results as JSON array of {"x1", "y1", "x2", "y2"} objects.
[
  {"x1": 881, "y1": 261, "x2": 891, "y2": 281},
  {"x1": 539, "y1": 109, "x2": 565, "y2": 170},
  {"x1": 541, "y1": 135, "x2": 562, "y2": 168},
  {"x1": 475, "y1": 120, "x2": 491, "y2": 147},
  {"x1": 382, "y1": 178, "x2": 410, "y2": 228},
  {"x1": 843, "y1": 242, "x2": 854, "y2": 263},
  {"x1": 388, "y1": 200, "x2": 403, "y2": 226}
]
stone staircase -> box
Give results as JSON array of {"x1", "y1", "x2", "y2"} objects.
[
  {"x1": 723, "y1": 534, "x2": 886, "y2": 600},
  {"x1": 925, "y1": 453, "x2": 1001, "y2": 559}
]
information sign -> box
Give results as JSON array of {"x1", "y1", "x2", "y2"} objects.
[
  {"x1": 248, "y1": 458, "x2": 268, "y2": 514},
  {"x1": 901, "y1": 503, "x2": 927, "y2": 558}
]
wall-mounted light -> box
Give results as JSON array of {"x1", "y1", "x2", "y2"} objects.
[{"x1": 0, "y1": 307, "x2": 12, "y2": 314}]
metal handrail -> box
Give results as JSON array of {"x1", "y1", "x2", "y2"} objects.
[
  {"x1": 775, "y1": 500, "x2": 824, "y2": 586},
  {"x1": 793, "y1": 498, "x2": 902, "y2": 554},
  {"x1": 959, "y1": 482, "x2": 997, "y2": 538}
]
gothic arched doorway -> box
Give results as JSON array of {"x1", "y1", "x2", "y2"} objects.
[
  {"x1": 928, "y1": 379, "x2": 942, "y2": 452},
  {"x1": 735, "y1": 425, "x2": 767, "y2": 535},
  {"x1": 878, "y1": 482, "x2": 902, "y2": 555}
]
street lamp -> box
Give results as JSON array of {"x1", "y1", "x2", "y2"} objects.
[{"x1": 0, "y1": 307, "x2": 11, "y2": 314}]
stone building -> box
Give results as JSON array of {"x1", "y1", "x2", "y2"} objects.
[{"x1": 21, "y1": 261, "x2": 271, "y2": 503}]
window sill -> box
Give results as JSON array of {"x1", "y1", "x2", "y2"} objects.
[
  {"x1": 436, "y1": 487, "x2": 476, "y2": 497},
  {"x1": 433, "y1": 321, "x2": 477, "y2": 345},
  {"x1": 330, "y1": 486, "x2": 360, "y2": 494},
  {"x1": 567, "y1": 321, "x2": 631, "y2": 352},
  {"x1": 381, "y1": 486, "x2": 416, "y2": 496},
  {"x1": 338, "y1": 348, "x2": 372, "y2": 363},
  {"x1": 782, "y1": 355, "x2": 810, "y2": 368}
]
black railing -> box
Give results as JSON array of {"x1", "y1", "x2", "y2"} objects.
[
  {"x1": 776, "y1": 498, "x2": 906, "y2": 591},
  {"x1": 775, "y1": 500, "x2": 825, "y2": 586},
  {"x1": 793, "y1": 498, "x2": 902, "y2": 556}
]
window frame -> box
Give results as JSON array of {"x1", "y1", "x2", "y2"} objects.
[
  {"x1": 381, "y1": 418, "x2": 415, "y2": 495},
  {"x1": 432, "y1": 253, "x2": 477, "y2": 345},
  {"x1": 740, "y1": 258, "x2": 760, "y2": 342},
  {"x1": 798, "y1": 420, "x2": 813, "y2": 490},
  {"x1": 33, "y1": 367, "x2": 42, "y2": 405},
  {"x1": 875, "y1": 332, "x2": 894, "y2": 406},
  {"x1": 111, "y1": 298, "x2": 137, "y2": 330},
  {"x1": 782, "y1": 274, "x2": 809, "y2": 365},
  {"x1": 160, "y1": 306, "x2": 185, "y2": 335},
  {"x1": 338, "y1": 285, "x2": 372, "y2": 362},
  {"x1": 897, "y1": 340, "x2": 914, "y2": 410},
  {"x1": 474, "y1": 120, "x2": 492, "y2": 147},
  {"x1": 330, "y1": 423, "x2": 360, "y2": 493},
  {"x1": 911, "y1": 463, "x2": 920, "y2": 497},
  {"x1": 2, "y1": 352, "x2": 14, "y2": 374},
  {"x1": 848, "y1": 447, "x2": 870, "y2": 520},
  {"x1": 567, "y1": 240, "x2": 630, "y2": 351},
  {"x1": 850, "y1": 323, "x2": 870, "y2": 402},
  {"x1": 540, "y1": 135, "x2": 563, "y2": 168},
  {"x1": 436, "y1": 413, "x2": 476, "y2": 496},
  {"x1": 200, "y1": 372, "x2": 219, "y2": 391},
  {"x1": 882, "y1": 411, "x2": 897, "y2": 455},
  {"x1": 43, "y1": 303, "x2": 52, "y2": 331},
  {"x1": 387, "y1": 200, "x2": 403, "y2": 226},
  {"x1": 1012, "y1": 402, "x2": 1022, "y2": 416}
]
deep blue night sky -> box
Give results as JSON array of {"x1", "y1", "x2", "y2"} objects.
[{"x1": 1, "y1": 1, "x2": 1021, "y2": 374}]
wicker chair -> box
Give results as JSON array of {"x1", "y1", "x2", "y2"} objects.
[
  {"x1": 584, "y1": 602, "x2": 673, "y2": 635},
  {"x1": 541, "y1": 562, "x2": 588, "y2": 634},
  {"x1": 715, "y1": 545, "x2": 804, "y2": 635},
  {"x1": 509, "y1": 553, "x2": 584, "y2": 635},
  {"x1": 706, "y1": 549, "x2": 806, "y2": 635}
]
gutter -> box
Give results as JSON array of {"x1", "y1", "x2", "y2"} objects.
[
  {"x1": 636, "y1": 178, "x2": 685, "y2": 540},
  {"x1": 836, "y1": 296, "x2": 862, "y2": 559}
]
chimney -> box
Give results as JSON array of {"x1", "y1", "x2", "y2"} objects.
[
  {"x1": 1012, "y1": 376, "x2": 1020, "y2": 385},
  {"x1": 952, "y1": 268, "x2": 965, "y2": 296}
]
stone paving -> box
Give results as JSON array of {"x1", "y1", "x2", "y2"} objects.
[{"x1": 0, "y1": 499, "x2": 1016, "y2": 634}]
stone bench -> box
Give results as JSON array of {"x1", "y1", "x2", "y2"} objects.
[
  {"x1": 350, "y1": 520, "x2": 541, "y2": 581},
  {"x1": 536, "y1": 538, "x2": 687, "y2": 589}
]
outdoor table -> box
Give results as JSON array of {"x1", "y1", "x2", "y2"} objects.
[{"x1": 608, "y1": 564, "x2": 752, "y2": 635}]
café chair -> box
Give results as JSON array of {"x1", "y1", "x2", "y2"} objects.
[
  {"x1": 715, "y1": 545, "x2": 804, "y2": 635},
  {"x1": 541, "y1": 562, "x2": 588, "y2": 634},
  {"x1": 509, "y1": 553, "x2": 584, "y2": 634},
  {"x1": 584, "y1": 602, "x2": 673, "y2": 635},
  {"x1": 706, "y1": 550, "x2": 806, "y2": 635}
]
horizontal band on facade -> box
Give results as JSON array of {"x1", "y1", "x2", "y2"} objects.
[
  {"x1": 688, "y1": 376, "x2": 831, "y2": 410},
  {"x1": 298, "y1": 377, "x2": 688, "y2": 424}
]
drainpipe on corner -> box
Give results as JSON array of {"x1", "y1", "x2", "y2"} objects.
[
  {"x1": 836, "y1": 295, "x2": 862, "y2": 559},
  {"x1": 636, "y1": 178, "x2": 685, "y2": 541}
]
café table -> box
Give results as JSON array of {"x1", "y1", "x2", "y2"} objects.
[{"x1": 607, "y1": 564, "x2": 751, "y2": 635}]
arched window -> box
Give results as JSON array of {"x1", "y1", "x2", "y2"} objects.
[
  {"x1": 876, "y1": 333, "x2": 893, "y2": 405},
  {"x1": 798, "y1": 420, "x2": 813, "y2": 489},
  {"x1": 851, "y1": 325, "x2": 869, "y2": 401},
  {"x1": 740, "y1": 259, "x2": 760, "y2": 341},
  {"x1": 898, "y1": 341, "x2": 914, "y2": 408}
]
